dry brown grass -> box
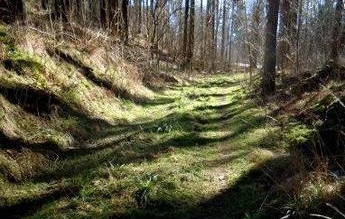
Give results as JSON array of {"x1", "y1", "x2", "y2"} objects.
[{"x1": 0, "y1": 149, "x2": 52, "y2": 182}]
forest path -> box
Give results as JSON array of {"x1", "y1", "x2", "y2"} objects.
[{"x1": 2, "y1": 73, "x2": 290, "y2": 219}]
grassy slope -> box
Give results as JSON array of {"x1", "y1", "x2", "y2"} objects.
[{"x1": 0, "y1": 25, "x2": 157, "y2": 152}]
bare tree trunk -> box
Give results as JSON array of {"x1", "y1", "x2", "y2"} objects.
[
  {"x1": 182, "y1": 0, "x2": 190, "y2": 67},
  {"x1": 262, "y1": 0, "x2": 280, "y2": 96},
  {"x1": 121, "y1": 0, "x2": 129, "y2": 44},
  {"x1": 330, "y1": 0, "x2": 344, "y2": 60},
  {"x1": 75, "y1": 0, "x2": 84, "y2": 24},
  {"x1": 220, "y1": 0, "x2": 227, "y2": 63},
  {"x1": 186, "y1": 0, "x2": 195, "y2": 68},
  {"x1": 228, "y1": 1, "x2": 235, "y2": 68},
  {"x1": 108, "y1": 0, "x2": 120, "y2": 35},
  {"x1": 278, "y1": 0, "x2": 292, "y2": 72},
  {"x1": 248, "y1": 0, "x2": 262, "y2": 70},
  {"x1": 100, "y1": 0, "x2": 107, "y2": 28},
  {"x1": 54, "y1": 0, "x2": 67, "y2": 22},
  {"x1": 149, "y1": 0, "x2": 158, "y2": 64},
  {"x1": 201, "y1": 0, "x2": 206, "y2": 68},
  {"x1": 295, "y1": 0, "x2": 302, "y2": 76},
  {"x1": 134, "y1": 0, "x2": 142, "y2": 35},
  {"x1": 211, "y1": 0, "x2": 216, "y2": 69},
  {"x1": 206, "y1": 0, "x2": 215, "y2": 71}
]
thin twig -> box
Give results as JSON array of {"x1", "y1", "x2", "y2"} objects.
[
  {"x1": 266, "y1": 115, "x2": 278, "y2": 122},
  {"x1": 280, "y1": 214, "x2": 290, "y2": 219},
  {"x1": 309, "y1": 213, "x2": 333, "y2": 219},
  {"x1": 336, "y1": 193, "x2": 345, "y2": 202},
  {"x1": 259, "y1": 191, "x2": 271, "y2": 210},
  {"x1": 326, "y1": 203, "x2": 345, "y2": 218},
  {"x1": 28, "y1": 26, "x2": 55, "y2": 37}
]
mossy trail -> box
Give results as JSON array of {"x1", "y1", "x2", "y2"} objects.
[{"x1": 1, "y1": 74, "x2": 297, "y2": 219}]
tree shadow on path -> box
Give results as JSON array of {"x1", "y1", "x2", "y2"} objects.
[{"x1": 112, "y1": 156, "x2": 298, "y2": 219}]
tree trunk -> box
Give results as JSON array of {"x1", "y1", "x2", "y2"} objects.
[
  {"x1": 295, "y1": 0, "x2": 302, "y2": 75},
  {"x1": 182, "y1": 0, "x2": 190, "y2": 67},
  {"x1": 200, "y1": 0, "x2": 205, "y2": 68},
  {"x1": 121, "y1": 0, "x2": 129, "y2": 44},
  {"x1": 248, "y1": 0, "x2": 262, "y2": 70},
  {"x1": 75, "y1": 0, "x2": 84, "y2": 23},
  {"x1": 228, "y1": 1, "x2": 235, "y2": 67},
  {"x1": 211, "y1": 0, "x2": 216, "y2": 63},
  {"x1": 214, "y1": 0, "x2": 219, "y2": 60},
  {"x1": 54, "y1": 0, "x2": 68, "y2": 22},
  {"x1": 220, "y1": 0, "x2": 227, "y2": 62},
  {"x1": 330, "y1": 0, "x2": 344, "y2": 60},
  {"x1": 262, "y1": 0, "x2": 280, "y2": 96},
  {"x1": 100, "y1": 0, "x2": 107, "y2": 28},
  {"x1": 108, "y1": 0, "x2": 120, "y2": 35},
  {"x1": 134, "y1": 0, "x2": 142, "y2": 35},
  {"x1": 207, "y1": 0, "x2": 216, "y2": 71},
  {"x1": 149, "y1": 0, "x2": 158, "y2": 63},
  {"x1": 186, "y1": 0, "x2": 195, "y2": 68},
  {"x1": 278, "y1": 0, "x2": 291, "y2": 71}
]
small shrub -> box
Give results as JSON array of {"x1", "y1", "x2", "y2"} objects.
[
  {"x1": 286, "y1": 124, "x2": 315, "y2": 147},
  {"x1": 133, "y1": 174, "x2": 158, "y2": 209}
]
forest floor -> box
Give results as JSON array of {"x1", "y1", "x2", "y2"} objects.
[{"x1": 1, "y1": 73, "x2": 338, "y2": 219}]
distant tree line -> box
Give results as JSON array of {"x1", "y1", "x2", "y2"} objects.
[{"x1": 0, "y1": 0, "x2": 344, "y2": 95}]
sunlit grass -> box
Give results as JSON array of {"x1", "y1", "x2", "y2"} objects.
[
  {"x1": 0, "y1": 73, "x2": 286, "y2": 219},
  {"x1": 1, "y1": 71, "x2": 335, "y2": 219}
]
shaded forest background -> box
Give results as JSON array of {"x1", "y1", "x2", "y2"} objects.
[{"x1": 2, "y1": 0, "x2": 344, "y2": 74}]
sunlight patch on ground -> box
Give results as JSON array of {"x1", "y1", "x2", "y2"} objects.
[{"x1": 199, "y1": 130, "x2": 233, "y2": 139}]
